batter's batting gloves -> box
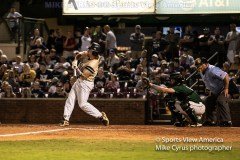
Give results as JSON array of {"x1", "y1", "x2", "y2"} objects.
[{"x1": 72, "y1": 59, "x2": 78, "y2": 69}]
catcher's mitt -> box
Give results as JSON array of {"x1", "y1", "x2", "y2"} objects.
[{"x1": 142, "y1": 77, "x2": 150, "y2": 89}]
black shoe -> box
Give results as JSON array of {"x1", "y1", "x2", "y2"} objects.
[
  {"x1": 174, "y1": 120, "x2": 189, "y2": 127},
  {"x1": 203, "y1": 121, "x2": 217, "y2": 126},
  {"x1": 219, "y1": 121, "x2": 232, "y2": 127}
]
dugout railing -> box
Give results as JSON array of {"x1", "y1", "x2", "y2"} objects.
[{"x1": 1, "y1": 17, "x2": 49, "y2": 55}]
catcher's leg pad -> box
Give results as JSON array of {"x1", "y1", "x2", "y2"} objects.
[{"x1": 185, "y1": 107, "x2": 198, "y2": 123}]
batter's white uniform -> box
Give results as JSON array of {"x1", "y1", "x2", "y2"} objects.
[{"x1": 63, "y1": 58, "x2": 102, "y2": 121}]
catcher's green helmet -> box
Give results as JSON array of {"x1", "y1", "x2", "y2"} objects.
[{"x1": 170, "y1": 72, "x2": 183, "y2": 85}]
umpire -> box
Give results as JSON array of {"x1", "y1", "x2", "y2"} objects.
[{"x1": 195, "y1": 57, "x2": 232, "y2": 127}]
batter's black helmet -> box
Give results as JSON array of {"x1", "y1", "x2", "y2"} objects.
[
  {"x1": 170, "y1": 72, "x2": 184, "y2": 85},
  {"x1": 88, "y1": 42, "x2": 101, "y2": 56}
]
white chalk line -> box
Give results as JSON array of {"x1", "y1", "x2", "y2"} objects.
[
  {"x1": 73, "y1": 127, "x2": 178, "y2": 131},
  {"x1": 0, "y1": 128, "x2": 73, "y2": 137},
  {"x1": 0, "y1": 126, "x2": 179, "y2": 137}
]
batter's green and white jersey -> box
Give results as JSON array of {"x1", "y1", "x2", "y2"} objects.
[{"x1": 172, "y1": 84, "x2": 202, "y2": 104}]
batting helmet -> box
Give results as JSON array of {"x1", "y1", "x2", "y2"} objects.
[
  {"x1": 170, "y1": 72, "x2": 184, "y2": 85},
  {"x1": 88, "y1": 42, "x2": 101, "y2": 56}
]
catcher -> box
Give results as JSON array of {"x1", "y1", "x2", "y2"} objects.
[
  {"x1": 143, "y1": 72, "x2": 205, "y2": 127},
  {"x1": 60, "y1": 42, "x2": 109, "y2": 126}
]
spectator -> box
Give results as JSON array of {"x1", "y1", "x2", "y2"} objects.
[
  {"x1": 159, "y1": 60, "x2": 169, "y2": 74},
  {"x1": 46, "y1": 29, "x2": 56, "y2": 50},
  {"x1": 92, "y1": 26, "x2": 106, "y2": 54},
  {"x1": 0, "y1": 49, "x2": 3, "y2": 57},
  {"x1": 12, "y1": 56, "x2": 24, "y2": 74},
  {"x1": 48, "y1": 77, "x2": 59, "y2": 95},
  {"x1": 49, "y1": 82, "x2": 66, "y2": 98},
  {"x1": 30, "y1": 28, "x2": 44, "y2": 49},
  {"x1": 225, "y1": 23, "x2": 239, "y2": 63},
  {"x1": 94, "y1": 67, "x2": 107, "y2": 88},
  {"x1": 19, "y1": 64, "x2": 36, "y2": 98},
  {"x1": 0, "y1": 54, "x2": 9, "y2": 65},
  {"x1": 0, "y1": 64, "x2": 8, "y2": 80},
  {"x1": 74, "y1": 29, "x2": 82, "y2": 50},
  {"x1": 1, "y1": 84, "x2": 16, "y2": 98},
  {"x1": 179, "y1": 25, "x2": 194, "y2": 51},
  {"x1": 55, "y1": 29, "x2": 66, "y2": 56},
  {"x1": 165, "y1": 26, "x2": 180, "y2": 60},
  {"x1": 7, "y1": 7, "x2": 22, "y2": 42},
  {"x1": 129, "y1": 25, "x2": 145, "y2": 60},
  {"x1": 63, "y1": 80, "x2": 71, "y2": 95},
  {"x1": 63, "y1": 31, "x2": 76, "y2": 59},
  {"x1": 37, "y1": 50, "x2": 48, "y2": 64},
  {"x1": 29, "y1": 38, "x2": 48, "y2": 56},
  {"x1": 116, "y1": 60, "x2": 133, "y2": 82},
  {"x1": 152, "y1": 31, "x2": 169, "y2": 60},
  {"x1": 179, "y1": 48, "x2": 195, "y2": 69},
  {"x1": 106, "y1": 49, "x2": 120, "y2": 73},
  {"x1": 1, "y1": 81, "x2": 10, "y2": 93},
  {"x1": 36, "y1": 63, "x2": 53, "y2": 89},
  {"x1": 80, "y1": 27, "x2": 92, "y2": 52},
  {"x1": 98, "y1": 55, "x2": 105, "y2": 68},
  {"x1": 19, "y1": 63, "x2": 36, "y2": 87},
  {"x1": 222, "y1": 61, "x2": 231, "y2": 73},
  {"x1": 31, "y1": 81, "x2": 45, "y2": 98},
  {"x1": 229, "y1": 55, "x2": 240, "y2": 73},
  {"x1": 199, "y1": 27, "x2": 211, "y2": 58},
  {"x1": 106, "y1": 74, "x2": 120, "y2": 91},
  {"x1": 53, "y1": 56, "x2": 71, "y2": 75},
  {"x1": 208, "y1": 27, "x2": 225, "y2": 67},
  {"x1": 136, "y1": 72, "x2": 148, "y2": 94},
  {"x1": 132, "y1": 64, "x2": 144, "y2": 83},
  {"x1": 27, "y1": 55, "x2": 39, "y2": 71},
  {"x1": 6, "y1": 69, "x2": 20, "y2": 93},
  {"x1": 49, "y1": 49, "x2": 60, "y2": 64},
  {"x1": 103, "y1": 25, "x2": 117, "y2": 56},
  {"x1": 150, "y1": 54, "x2": 161, "y2": 70}
]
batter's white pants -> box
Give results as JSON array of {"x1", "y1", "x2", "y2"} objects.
[
  {"x1": 63, "y1": 79, "x2": 102, "y2": 121},
  {"x1": 175, "y1": 101, "x2": 206, "y2": 117}
]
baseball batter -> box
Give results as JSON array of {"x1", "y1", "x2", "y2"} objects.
[{"x1": 60, "y1": 42, "x2": 109, "y2": 126}]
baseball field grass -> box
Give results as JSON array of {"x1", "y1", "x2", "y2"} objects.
[
  {"x1": 0, "y1": 125, "x2": 239, "y2": 160},
  {"x1": 0, "y1": 139, "x2": 239, "y2": 160}
]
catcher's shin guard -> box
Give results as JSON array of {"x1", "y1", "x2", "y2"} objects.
[{"x1": 185, "y1": 108, "x2": 197, "y2": 124}]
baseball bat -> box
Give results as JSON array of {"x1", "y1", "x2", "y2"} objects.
[{"x1": 73, "y1": 68, "x2": 77, "y2": 77}]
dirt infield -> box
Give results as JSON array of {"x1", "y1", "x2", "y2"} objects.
[{"x1": 0, "y1": 124, "x2": 240, "y2": 142}]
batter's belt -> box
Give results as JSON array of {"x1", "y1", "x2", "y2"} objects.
[{"x1": 79, "y1": 75, "x2": 94, "y2": 82}]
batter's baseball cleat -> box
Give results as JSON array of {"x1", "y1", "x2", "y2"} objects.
[
  {"x1": 100, "y1": 112, "x2": 109, "y2": 126},
  {"x1": 60, "y1": 119, "x2": 69, "y2": 127}
]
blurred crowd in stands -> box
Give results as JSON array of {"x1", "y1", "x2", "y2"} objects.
[{"x1": 0, "y1": 23, "x2": 240, "y2": 99}]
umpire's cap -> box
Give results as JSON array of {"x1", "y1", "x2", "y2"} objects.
[
  {"x1": 195, "y1": 57, "x2": 208, "y2": 68},
  {"x1": 88, "y1": 42, "x2": 101, "y2": 56}
]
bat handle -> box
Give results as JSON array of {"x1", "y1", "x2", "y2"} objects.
[{"x1": 73, "y1": 68, "x2": 77, "y2": 77}]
